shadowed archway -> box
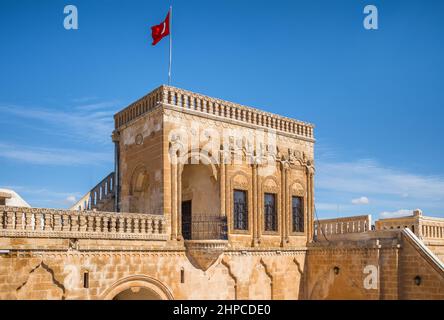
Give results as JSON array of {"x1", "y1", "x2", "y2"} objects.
[{"x1": 101, "y1": 275, "x2": 174, "y2": 300}]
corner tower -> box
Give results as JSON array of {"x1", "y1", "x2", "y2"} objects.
[{"x1": 113, "y1": 85, "x2": 315, "y2": 249}]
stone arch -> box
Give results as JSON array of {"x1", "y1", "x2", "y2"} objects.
[
  {"x1": 130, "y1": 165, "x2": 149, "y2": 195},
  {"x1": 262, "y1": 176, "x2": 280, "y2": 193},
  {"x1": 230, "y1": 170, "x2": 251, "y2": 190},
  {"x1": 248, "y1": 258, "x2": 273, "y2": 300},
  {"x1": 16, "y1": 262, "x2": 65, "y2": 300},
  {"x1": 128, "y1": 165, "x2": 163, "y2": 214},
  {"x1": 128, "y1": 165, "x2": 150, "y2": 213},
  {"x1": 101, "y1": 275, "x2": 173, "y2": 300},
  {"x1": 178, "y1": 149, "x2": 219, "y2": 181},
  {"x1": 180, "y1": 152, "x2": 221, "y2": 218},
  {"x1": 221, "y1": 258, "x2": 238, "y2": 300},
  {"x1": 259, "y1": 258, "x2": 274, "y2": 281},
  {"x1": 290, "y1": 180, "x2": 305, "y2": 197},
  {"x1": 281, "y1": 258, "x2": 304, "y2": 300},
  {"x1": 309, "y1": 265, "x2": 368, "y2": 300}
]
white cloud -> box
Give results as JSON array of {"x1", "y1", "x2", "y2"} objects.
[
  {"x1": 379, "y1": 209, "x2": 413, "y2": 219},
  {"x1": 351, "y1": 196, "x2": 369, "y2": 205},
  {"x1": 0, "y1": 185, "x2": 83, "y2": 209},
  {"x1": 317, "y1": 159, "x2": 444, "y2": 202},
  {"x1": 0, "y1": 142, "x2": 112, "y2": 166},
  {"x1": 65, "y1": 195, "x2": 77, "y2": 205},
  {"x1": 316, "y1": 203, "x2": 341, "y2": 211},
  {"x1": 315, "y1": 157, "x2": 444, "y2": 218},
  {"x1": 0, "y1": 101, "x2": 120, "y2": 145}
]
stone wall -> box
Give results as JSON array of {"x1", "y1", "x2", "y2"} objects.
[
  {"x1": 398, "y1": 229, "x2": 444, "y2": 299},
  {"x1": 0, "y1": 247, "x2": 306, "y2": 300},
  {"x1": 305, "y1": 229, "x2": 444, "y2": 300}
]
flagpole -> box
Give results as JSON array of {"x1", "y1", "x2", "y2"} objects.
[{"x1": 168, "y1": 6, "x2": 172, "y2": 86}]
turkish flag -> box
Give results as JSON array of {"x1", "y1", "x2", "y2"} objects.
[{"x1": 151, "y1": 11, "x2": 170, "y2": 46}]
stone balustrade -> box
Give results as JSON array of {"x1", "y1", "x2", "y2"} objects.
[
  {"x1": 0, "y1": 206, "x2": 167, "y2": 241},
  {"x1": 89, "y1": 172, "x2": 115, "y2": 210},
  {"x1": 421, "y1": 218, "x2": 444, "y2": 239},
  {"x1": 315, "y1": 215, "x2": 372, "y2": 237},
  {"x1": 114, "y1": 85, "x2": 314, "y2": 139}
]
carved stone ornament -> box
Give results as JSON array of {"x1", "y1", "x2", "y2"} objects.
[
  {"x1": 185, "y1": 240, "x2": 229, "y2": 271},
  {"x1": 135, "y1": 134, "x2": 144, "y2": 145}
]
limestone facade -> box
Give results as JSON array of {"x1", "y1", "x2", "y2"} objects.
[
  {"x1": 1, "y1": 86, "x2": 443, "y2": 300},
  {"x1": 113, "y1": 85, "x2": 316, "y2": 249}
]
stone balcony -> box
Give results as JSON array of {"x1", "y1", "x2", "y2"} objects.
[{"x1": 183, "y1": 215, "x2": 229, "y2": 271}]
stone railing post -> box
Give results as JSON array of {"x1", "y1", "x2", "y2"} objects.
[
  {"x1": 153, "y1": 218, "x2": 160, "y2": 234},
  {"x1": 25, "y1": 211, "x2": 33, "y2": 231},
  {"x1": 95, "y1": 215, "x2": 102, "y2": 232},
  {"x1": 61, "y1": 213, "x2": 69, "y2": 231},
  {"x1": 70, "y1": 214, "x2": 79, "y2": 232},
  {"x1": 53, "y1": 212, "x2": 61, "y2": 231},
  {"x1": 86, "y1": 215, "x2": 94, "y2": 232},
  {"x1": 139, "y1": 215, "x2": 146, "y2": 234},
  {"x1": 6, "y1": 210, "x2": 15, "y2": 230},
  {"x1": 102, "y1": 215, "x2": 109, "y2": 232},
  {"x1": 79, "y1": 215, "x2": 87, "y2": 232},
  {"x1": 35, "y1": 211, "x2": 43, "y2": 231},
  {"x1": 110, "y1": 216, "x2": 117, "y2": 233},
  {"x1": 44, "y1": 210, "x2": 52, "y2": 231},
  {"x1": 147, "y1": 217, "x2": 153, "y2": 234}
]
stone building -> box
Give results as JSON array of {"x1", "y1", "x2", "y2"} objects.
[{"x1": 0, "y1": 86, "x2": 443, "y2": 300}]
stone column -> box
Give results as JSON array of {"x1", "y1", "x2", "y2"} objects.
[
  {"x1": 252, "y1": 163, "x2": 258, "y2": 246},
  {"x1": 220, "y1": 152, "x2": 226, "y2": 217},
  {"x1": 306, "y1": 167, "x2": 311, "y2": 242},
  {"x1": 310, "y1": 169, "x2": 315, "y2": 241},
  {"x1": 256, "y1": 165, "x2": 262, "y2": 243},
  {"x1": 306, "y1": 166, "x2": 315, "y2": 242},
  {"x1": 177, "y1": 164, "x2": 182, "y2": 240},
  {"x1": 284, "y1": 165, "x2": 289, "y2": 242},
  {"x1": 112, "y1": 131, "x2": 120, "y2": 212},
  {"x1": 170, "y1": 161, "x2": 177, "y2": 240},
  {"x1": 225, "y1": 162, "x2": 230, "y2": 226},
  {"x1": 280, "y1": 163, "x2": 285, "y2": 246}
]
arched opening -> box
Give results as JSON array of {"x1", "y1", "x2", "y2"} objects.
[
  {"x1": 129, "y1": 166, "x2": 150, "y2": 213},
  {"x1": 180, "y1": 155, "x2": 224, "y2": 240},
  {"x1": 102, "y1": 276, "x2": 174, "y2": 300},
  {"x1": 113, "y1": 287, "x2": 162, "y2": 300}
]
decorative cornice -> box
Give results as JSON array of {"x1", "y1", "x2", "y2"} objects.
[{"x1": 114, "y1": 85, "x2": 315, "y2": 141}]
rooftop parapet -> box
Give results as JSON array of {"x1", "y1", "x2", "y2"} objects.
[{"x1": 114, "y1": 85, "x2": 314, "y2": 140}]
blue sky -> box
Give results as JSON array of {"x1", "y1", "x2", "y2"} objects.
[{"x1": 1, "y1": 0, "x2": 444, "y2": 219}]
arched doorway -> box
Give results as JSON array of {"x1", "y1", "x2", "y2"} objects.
[
  {"x1": 180, "y1": 155, "x2": 221, "y2": 240},
  {"x1": 102, "y1": 275, "x2": 174, "y2": 300},
  {"x1": 113, "y1": 287, "x2": 162, "y2": 300}
]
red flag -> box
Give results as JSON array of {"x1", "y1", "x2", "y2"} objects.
[{"x1": 151, "y1": 11, "x2": 170, "y2": 46}]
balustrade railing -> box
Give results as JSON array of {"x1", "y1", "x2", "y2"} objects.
[
  {"x1": 0, "y1": 206, "x2": 167, "y2": 240},
  {"x1": 314, "y1": 215, "x2": 372, "y2": 238},
  {"x1": 183, "y1": 214, "x2": 228, "y2": 241},
  {"x1": 420, "y1": 219, "x2": 444, "y2": 240},
  {"x1": 114, "y1": 85, "x2": 314, "y2": 139}
]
